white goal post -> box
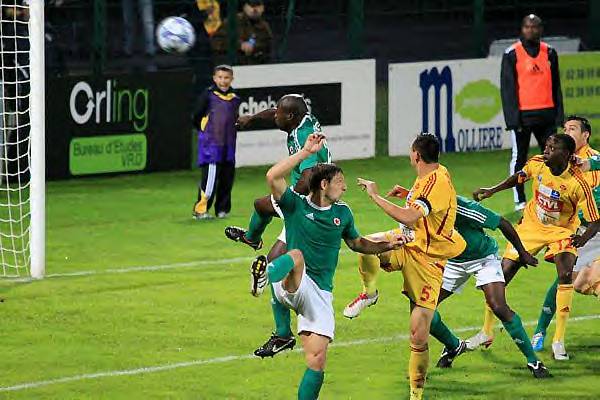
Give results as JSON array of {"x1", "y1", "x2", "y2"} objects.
[{"x1": 0, "y1": 0, "x2": 45, "y2": 278}]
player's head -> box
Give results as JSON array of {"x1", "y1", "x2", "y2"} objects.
[
  {"x1": 521, "y1": 14, "x2": 543, "y2": 42},
  {"x1": 309, "y1": 163, "x2": 346, "y2": 203},
  {"x1": 213, "y1": 65, "x2": 234, "y2": 92},
  {"x1": 564, "y1": 115, "x2": 591, "y2": 151},
  {"x1": 543, "y1": 133, "x2": 576, "y2": 167},
  {"x1": 410, "y1": 133, "x2": 440, "y2": 167},
  {"x1": 274, "y1": 94, "x2": 309, "y2": 132},
  {"x1": 243, "y1": 0, "x2": 264, "y2": 21}
]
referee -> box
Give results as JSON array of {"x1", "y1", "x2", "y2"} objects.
[{"x1": 501, "y1": 14, "x2": 564, "y2": 211}]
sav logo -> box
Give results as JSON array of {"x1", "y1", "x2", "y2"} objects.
[{"x1": 69, "y1": 80, "x2": 149, "y2": 132}]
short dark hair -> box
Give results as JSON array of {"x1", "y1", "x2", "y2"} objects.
[
  {"x1": 309, "y1": 163, "x2": 343, "y2": 193},
  {"x1": 566, "y1": 115, "x2": 592, "y2": 137},
  {"x1": 214, "y1": 64, "x2": 234, "y2": 75},
  {"x1": 277, "y1": 94, "x2": 308, "y2": 118},
  {"x1": 550, "y1": 133, "x2": 576, "y2": 156},
  {"x1": 412, "y1": 133, "x2": 440, "y2": 163}
]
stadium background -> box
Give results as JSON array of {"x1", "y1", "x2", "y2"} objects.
[{"x1": 2, "y1": 1, "x2": 600, "y2": 399}]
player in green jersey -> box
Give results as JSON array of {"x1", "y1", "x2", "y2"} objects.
[
  {"x1": 257, "y1": 133, "x2": 407, "y2": 400},
  {"x1": 423, "y1": 195, "x2": 551, "y2": 378},
  {"x1": 225, "y1": 95, "x2": 332, "y2": 357}
]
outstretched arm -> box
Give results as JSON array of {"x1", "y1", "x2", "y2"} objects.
[
  {"x1": 237, "y1": 108, "x2": 277, "y2": 130},
  {"x1": 497, "y1": 217, "x2": 538, "y2": 266},
  {"x1": 473, "y1": 173, "x2": 520, "y2": 201},
  {"x1": 344, "y1": 234, "x2": 410, "y2": 254},
  {"x1": 572, "y1": 220, "x2": 600, "y2": 248},
  {"x1": 266, "y1": 134, "x2": 324, "y2": 200}
]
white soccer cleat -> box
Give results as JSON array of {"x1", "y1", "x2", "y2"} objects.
[
  {"x1": 514, "y1": 202, "x2": 526, "y2": 211},
  {"x1": 250, "y1": 255, "x2": 269, "y2": 297},
  {"x1": 552, "y1": 341, "x2": 570, "y2": 360},
  {"x1": 343, "y1": 291, "x2": 378, "y2": 319},
  {"x1": 465, "y1": 330, "x2": 494, "y2": 351}
]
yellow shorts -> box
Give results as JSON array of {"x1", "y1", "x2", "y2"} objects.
[
  {"x1": 503, "y1": 221, "x2": 577, "y2": 263},
  {"x1": 384, "y1": 230, "x2": 445, "y2": 310}
]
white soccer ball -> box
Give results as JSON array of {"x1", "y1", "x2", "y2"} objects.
[{"x1": 156, "y1": 17, "x2": 196, "y2": 54}]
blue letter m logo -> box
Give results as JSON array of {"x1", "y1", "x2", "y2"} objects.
[{"x1": 419, "y1": 66, "x2": 455, "y2": 152}]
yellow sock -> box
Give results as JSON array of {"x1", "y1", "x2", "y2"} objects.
[
  {"x1": 553, "y1": 284, "x2": 574, "y2": 343},
  {"x1": 408, "y1": 343, "x2": 429, "y2": 392},
  {"x1": 194, "y1": 192, "x2": 208, "y2": 214},
  {"x1": 410, "y1": 387, "x2": 424, "y2": 400},
  {"x1": 358, "y1": 253, "x2": 380, "y2": 296},
  {"x1": 482, "y1": 303, "x2": 495, "y2": 337}
]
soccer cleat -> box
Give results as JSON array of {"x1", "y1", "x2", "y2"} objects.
[
  {"x1": 515, "y1": 202, "x2": 526, "y2": 211},
  {"x1": 216, "y1": 212, "x2": 228, "y2": 219},
  {"x1": 527, "y1": 361, "x2": 552, "y2": 378},
  {"x1": 531, "y1": 332, "x2": 545, "y2": 352},
  {"x1": 465, "y1": 330, "x2": 494, "y2": 351},
  {"x1": 250, "y1": 255, "x2": 269, "y2": 297},
  {"x1": 254, "y1": 334, "x2": 296, "y2": 358},
  {"x1": 224, "y1": 226, "x2": 263, "y2": 250},
  {"x1": 552, "y1": 341, "x2": 570, "y2": 360},
  {"x1": 436, "y1": 340, "x2": 467, "y2": 368},
  {"x1": 193, "y1": 212, "x2": 214, "y2": 220},
  {"x1": 343, "y1": 291, "x2": 379, "y2": 319}
]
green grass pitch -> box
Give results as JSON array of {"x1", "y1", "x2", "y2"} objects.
[{"x1": 1, "y1": 149, "x2": 599, "y2": 399}]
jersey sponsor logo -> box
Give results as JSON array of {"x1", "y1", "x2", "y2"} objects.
[
  {"x1": 535, "y1": 190, "x2": 563, "y2": 212},
  {"x1": 333, "y1": 217, "x2": 341, "y2": 226}
]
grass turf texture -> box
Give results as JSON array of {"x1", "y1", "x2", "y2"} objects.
[{"x1": 1, "y1": 150, "x2": 599, "y2": 399}]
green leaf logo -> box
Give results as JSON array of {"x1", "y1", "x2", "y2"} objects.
[{"x1": 455, "y1": 80, "x2": 501, "y2": 123}]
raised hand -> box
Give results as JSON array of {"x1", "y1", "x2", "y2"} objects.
[
  {"x1": 357, "y1": 178, "x2": 379, "y2": 198},
  {"x1": 518, "y1": 250, "x2": 538, "y2": 267},
  {"x1": 303, "y1": 133, "x2": 325, "y2": 154}
]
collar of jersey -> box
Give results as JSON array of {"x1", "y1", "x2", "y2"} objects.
[
  {"x1": 291, "y1": 113, "x2": 311, "y2": 136},
  {"x1": 305, "y1": 195, "x2": 332, "y2": 211}
]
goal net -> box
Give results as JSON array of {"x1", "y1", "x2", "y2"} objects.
[{"x1": 0, "y1": 0, "x2": 44, "y2": 278}]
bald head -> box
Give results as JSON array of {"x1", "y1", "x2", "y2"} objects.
[
  {"x1": 274, "y1": 94, "x2": 309, "y2": 132},
  {"x1": 521, "y1": 13, "x2": 543, "y2": 42}
]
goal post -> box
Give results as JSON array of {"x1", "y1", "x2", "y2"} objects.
[
  {"x1": 0, "y1": 0, "x2": 45, "y2": 278},
  {"x1": 29, "y1": 0, "x2": 45, "y2": 279}
]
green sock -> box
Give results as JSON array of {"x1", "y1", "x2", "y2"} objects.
[
  {"x1": 270, "y1": 284, "x2": 292, "y2": 338},
  {"x1": 245, "y1": 210, "x2": 273, "y2": 243},
  {"x1": 502, "y1": 313, "x2": 538, "y2": 364},
  {"x1": 267, "y1": 253, "x2": 295, "y2": 283},
  {"x1": 534, "y1": 278, "x2": 558, "y2": 335},
  {"x1": 298, "y1": 368, "x2": 324, "y2": 400},
  {"x1": 430, "y1": 310, "x2": 460, "y2": 350}
]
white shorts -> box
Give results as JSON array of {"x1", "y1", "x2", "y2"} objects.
[
  {"x1": 442, "y1": 254, "x2": 505, "y2": 294},
  {"x1": 272, "y1": 266, "x2": 335, "y2": 340},
  {"x1": 574, "y1": 233, "x2": 600, "y2": 272},
  {"x1": 270, "y1": 194, "x2": 286, "y2": 243}
]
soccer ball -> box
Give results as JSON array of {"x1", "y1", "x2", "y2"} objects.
[{"x1": 156, "y1": 17, "x2": 196, "y2": 54}]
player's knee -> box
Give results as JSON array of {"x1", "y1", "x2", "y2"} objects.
[
  {"x1": 288, "y1": 249, "x2": 304, "y2": 266},
  {"x1": 306, "y1": 349, "x2": 327, "y2": 370},
  {"x1": 557, "y1": 270, "x2": 573, "y2": 284},
  {"x1": 488, "y1": 301, "x2": 511, "y2": 321},
  {"x1": 410, "y1": 327, "x2": 429, "y2": 346}
]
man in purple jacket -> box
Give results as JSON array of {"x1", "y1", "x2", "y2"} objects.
[{"x1": 192, "y1": 65, "x2": 241, "y2": 219}]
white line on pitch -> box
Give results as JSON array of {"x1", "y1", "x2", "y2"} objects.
[{"x1": 1, "y1": 314, "x2": 598, "y2": 392}]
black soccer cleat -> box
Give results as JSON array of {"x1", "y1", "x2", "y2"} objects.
[
  {"x1": 527, "y1": 361, "x2": 552, "y2": 379},
  {"x1": 254, "y1": 334, "x2": 296, "y2": 358},
  {"x1": 250, "y1": 255, "x2": 269, "y2": 297},
  {"x1": 436, "y1": 340, "x2": 467, "y2": 368},
  {"x1": 224, "y1": 226, "x2": 263, "y2": 250}
]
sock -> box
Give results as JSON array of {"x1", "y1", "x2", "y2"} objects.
[
  {"x1": 270, "y1": 284, "x2": 292, "y2": 338},
  {"x1": 430, "y1": 310, "x2": 460, "y2": 350},
  {"x1": 553, "y1": 284, "x2": 574, "y2": 343},
  {"x1": 358, "y1": 253, "x2": 380, "y2": 296},
  {"x1": 245, "y1": 210, "x2": 273, "y2": 243},
  {"x1": 534, "y1": 277, "x2": 558, "y2": 335},
  {"x1": 267, "y1": 253, "x2": 295, "y2": 283},
  {"x1": 194, "y1": 190, "x2": 208, "y2": 213},
  {"x1": 482, "y1": 303, "x2": 495, "y2": 336},
  {"x1": 408, "y1": 343, "x2": 429, "y2": 391},
  {"x1": 410, "y1": 387, "x2": 424, "y2": 400},
  {"x1": 502, "y1": 313, "x2": 538, "y2": 364},
  {"x1": 298, "y1": 368, "x2": 324, "y2": 400}
]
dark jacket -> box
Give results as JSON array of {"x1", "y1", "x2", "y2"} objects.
[
  {"x1": 211, "y1": 12, "x2": 272, "y2": 65},
  {"x1": 500, "y1": 39, "x2": 564, "y2": 130}
]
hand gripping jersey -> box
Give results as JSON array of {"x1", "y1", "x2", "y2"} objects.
[{"x1": 286, "y1": 114, "x2": 332, "y2": 185}]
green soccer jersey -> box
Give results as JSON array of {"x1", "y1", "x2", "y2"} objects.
[
  {"x1": 450, "y1": 196, "x2": 501, "y2": 263},
  {"x1": 278, "y1": 187, "x2": 360, "y2": 292},
  {"x1": 579, "y1": 154, "x2": 600, "y2": 225},
  {"x1": 287, "y1": 114, "x2": 332, "y2": 185}
]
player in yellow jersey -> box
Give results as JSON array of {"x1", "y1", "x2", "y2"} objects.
[
  {"x1": 527, "y1": 116, "x2": 600, "y2": 357},
  {"x1": 356, "y1": 133, "x2": 466, "y2": 400},
  {"x1": 473, "y1": 133, "x2": 600, "y2": 360}
]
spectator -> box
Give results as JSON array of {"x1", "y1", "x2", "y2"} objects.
[
  {"x1": 211, "y1": 0, "x2": 272, "y2": 65},
  {"x1": 121, "y1": 0, "x2": 156, "y2": 69}
]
